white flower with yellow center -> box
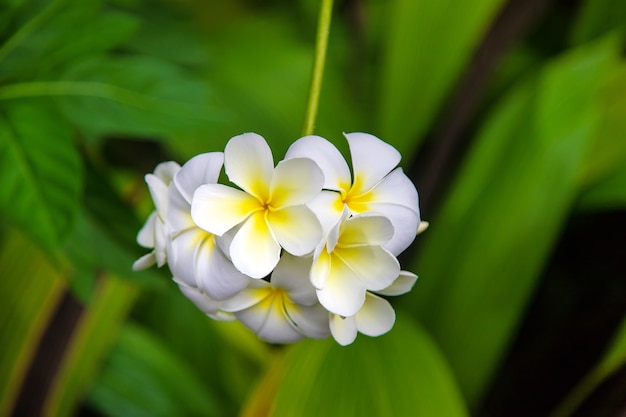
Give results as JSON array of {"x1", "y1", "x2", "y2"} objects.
[
  {"x1": 220, "y1": 254, "x2": 330, "y2": 343},
  {"x1": 286, "y1": 132, "x2": 420, "y2": 255},
  {"x1": 166, "y1": 153, "x2": 248, "y2": 300},
  {"x1": 133, "y1": 161, "x2": 180, "y2": 271},
  {"x1": 329, "y1": 271, "x2": 417, "y2": 345},
  {"x1": 311, "y1": 213, "x2": 401, "y2": 317},
  {"x1": 191, "y1": 133, "x2": 324, "y2": 279}
]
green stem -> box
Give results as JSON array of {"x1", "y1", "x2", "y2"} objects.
[{"x1": 301, "y1": 0, "x2": 334, "y2": 136}]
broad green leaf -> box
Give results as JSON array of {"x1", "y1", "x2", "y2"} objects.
[
  {"x1": 407, "y1": 35, "x2": 622, "y2": 406},
  {"x1": 570, "y1": 0, "x2": 626, "y2": 44},
  {"x1": 0, "y1": 102, "x2": 81, "y2": 249},
  {"x1": 250, "y1": 316, "x2": 468, "y2": 417},
  {"x1": 42, "y1": 275, "x2": 139, "y2": 417},
  {"x1": 0, "y1": 228, "x2": 65, "y2": 417},
  {"x1": 88, "y1": 323, "x2": 222, "y2": 417},
  {"x1": 56, "y1": 55, "x2": 219, "y2": 143},
  {"x1": 579, "y1": 164, "x2": 626, "y2": 211},
  {"x1": 378, "y1": 0, "x2": 506, "y2": 157}
]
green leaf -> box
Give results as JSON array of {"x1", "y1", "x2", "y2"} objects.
[
  {"x1": 257, "y1": 316, "x2": 468, "y2": 417},
  {"x1": 56, "y1": 56, "x2": 219, "y2": 143},
  {"x1": 89, "y1": 323, "x2": 222, "y2": 417},
  {"x1": 0, "y1": 228, "x2": 65, "y2": 417},
  {"x1": 570, "y1": 0, "x2": 626, "y2": 44},
  {"x1": 42, "y1": 275, "x2": 139, "y2": 417},
  {"x1": 407, "y1": 34, "x2": 622, "y2": 405},
  {"x1": 0, "y1": 102, "x2": 81, "y2": 249},
  {"x1": 579, "y1": 164, "x2": 626, "y2": 211},
  {"x1": 378, "y1": 0, "x2": 506, "y2": 157}
]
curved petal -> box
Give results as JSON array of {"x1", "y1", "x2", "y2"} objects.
[
  {"x1": 366, "y1": 203, "x2": 420, "y2": 256},
  {"x1": 145, "y1": 173, "x2": 170, "y2": 219},
  {"x1": 224, "y1": 132, "x2": 273, "y2": 201},
  {"x1": 220, "y1": 280, "x2": 269, "y2": 312},
  {"x1": 338, "y1": 214, "x2": 394, "y2": 247},
  {"x1": 375, "y1": 270, "x2": 418, "y2": 296},
  {"x1": 191, "y1": 184, "x2": 261, "y2": 236},
  {"x1": 307, "y1": 190, "x2": 345, "y2": 236},
  {"x1": 166, "y1": 186, "x2": 195, "y2": 234},
  {"x1": 153, "y1": 219, "x2": 168, "y2": 267},
  {"x1": 310, "y1": 249, "x2": 331, "y2": 289},
  {"x1": 153, "y1": 161, "x2": 180, "y2": 184},
  {"x1": 168, "y1": 228, "x2": 206, "y2": 287},
  {"x1": 270, "y1": 158, "x2": 324, "y2": 208},
  {"x1": 195, "y1": 236, "x2": 249, "y2": 300},
  {"x1": 354, "y1": 293, "x2": 395, "y2": 337},
  {"x1": 329, "y1": 314, "x2": 357, "y2": 346},
  {"x1": 271, "y1": 254, "x2": 317, "y2": 305},
  {"x1": 175, "y1": 152, "x2": 224, "y2": 204},
  {"x1": 132, "y1": 253, "x2": 155, "y2": 271},
  {"x1": 230, "y1": 211, "x2": 280, "y2": 278},
  {"x1": 345, "y1": 132, "x2": 401, "y2": 194},
  {"x1": 317, "y1": 257, "x2": 366, "y2": 316},
  {"x1": 357, "y1": 167, "x2": 420, "y2": 214},
  {"x1": 334, "y1": 245, "x2": 400, "y2": 291},
  {"x1": 137, "y1": 211, "x2": 157, "y2": 248},
  {"x1": 285, "y1": 135, "x2": 351, "y2": 192},
  {"x1": 285, "y1": 301, "x2": 331, "y2": 339},
  {"x1": 267, "y1": 205, "x2": 322, "y2": 256}
]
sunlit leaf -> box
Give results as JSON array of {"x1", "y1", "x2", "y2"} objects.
[
  {"x1": 88, "y1": 323, "x2": 222, "y2": 417},
  {"x1": 378, "y1": 0, "x2": 506, "y2": 157},
  {"x1": 0, "y1": 102, "x2": 81, "y2": 249},
  {"x1": 0, "y1": 229, "x2": 65, "y2": 417},
  {"x1": 249, "y1": 316, "x2": 468, "y2": 417},
  {"x1": 407, "y1": 34, "x2": 622, "y2": 405}
]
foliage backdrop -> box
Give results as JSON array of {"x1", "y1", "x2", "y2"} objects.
[{"x1": 1, "y1": 0, "x2": 625, "y2": 416}]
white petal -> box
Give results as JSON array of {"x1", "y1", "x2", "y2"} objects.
[
  {"x1": 345, "y1": 132, "x2": 401, "y2": 194},
  {"x1": 220, "y1": 280, "x2": 269, "y2": 312},
  {"x1": 418, "y1": 220, "x2": 429, "y2": 235},
  {"x1": 310, "y1": 250, "x2": 331, "y2": 289},
  {"x1": 132, "y1": 253, "x2": 156, "y2": 271},
  {"x1": 174, "y1": 152, "x2": 224, "y2": 204},
  {"x1": 145, "y1": 173, "x2": 169, "y2": 219},
  {"x1": 175, "y1": 280, "x2": 218, "y2": 314},
  {"x1": 137, "y1": 211, "x2": 157, "y2": 248},
  {"x1": 338, "y1": 214, "x2": 394, "y2": 247},
  {"x1": 153, "y1": 161, "x2": 180, "y2": 184},
  {"x1": 355, "y1": 167, "x2": 420, "y2": 214},
  {"x1": 317, "y1": 257, "x2": 366, "y2": 316},
  {"x1": 153, "y1": 219, "x2": 169, "y2": 267},
  {"x1": 229, "y1": 211, "x2": 280, "y2": 278},
  {"x1": 191, "y1": 184, "x2": 261, "y2": 236},
  {"x1": 270, "y1": 254, "x2": 317, "y2": 305},
  {"x1": 286, "y1": 135, "x2": 351, "y2": 192},
  {"x1": 269, "y1": 158, "x2": 324, "y2": 208},
  {"x1": 329, "y1": 314, "x2": 357, "y2": 346},
  {"x1": 307, "y1": 190, "x2": 345, "y2": 236},
  {"x1": 369, "y1": 203, "x2": 420, "y2": 256},
  {"x1": 375, "y1": 271, "x2": 418, "y2": 296},
  {"x1": 354, "y1": 293, "x2": 395, "y2": 337},
  {"x1": 334, "y1": 245, "x2": 400, "y2": 291},
  {"x1": 166, "y1": 186, "x2": 195, "y2": 234},
  {"x1": 195, "y1": 240, "x2": 249, "y2": 300},
  {"x1": 224, "y1": 133, "x2": 273, "y2": 201},
  {"x1": 285, "y1": 301, "x2": 331, "y2": 339},
  {"x1": 168, "y1": 228, "x2": 203, "y2": 287},
  {"x1": 268, "y1": 205, "x2": 322, "y2": 256}
]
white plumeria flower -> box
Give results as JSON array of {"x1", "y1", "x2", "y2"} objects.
[
  {"x1": 166, "y1": 153, "x2": 248, "y2": 300},
  {"x1": 220, "y1": 254, "x2": 330, "y2": 343},
  {"x1": 191, "y1": 133, "x2": 324, "y2": 279},
  {"x1": 133, "y1": 161, "x2": 181, "y2": 271},
  {"x1": 286, "y1": 132, "x2": 420, "y2": 255},
  {"x1": 311, "y1": 213, "x2": 400, "y2": 317},
  {"x1": 329, "y1": 270, "x2": 418, "y2": 345}
]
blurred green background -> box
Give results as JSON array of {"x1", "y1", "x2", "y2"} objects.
[{"x1": 1, "y1": 0, "x2": 626, "y2": 416}]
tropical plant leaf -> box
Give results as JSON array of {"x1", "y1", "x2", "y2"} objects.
[
  {"x1": 406, "y1": 34, "x2": 623, "y2": 406},
  {"x1": 0, "y1": 102, "x2": 81, "y2": 249},
  {"x1": 245, "y1": 316, "x2": 468, "y2": 417},
  {"x1": 377, "y1": 0, "x2": 506, "y2": 157}
]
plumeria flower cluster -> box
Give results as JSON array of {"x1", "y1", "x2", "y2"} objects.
[{"x1": 134, "y1": 132, "x2": 422, "y2": 345}]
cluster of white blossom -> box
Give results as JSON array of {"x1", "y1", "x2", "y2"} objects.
[{"x1": 134, "y1": 132, "x2": 422, "y2": 345}]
